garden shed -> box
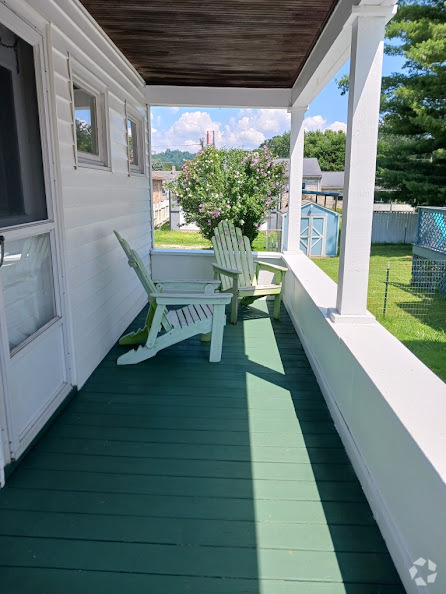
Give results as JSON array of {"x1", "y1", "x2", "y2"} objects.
[{"x1": 282, "y1": 201, "x2": 340, "y2": 257}]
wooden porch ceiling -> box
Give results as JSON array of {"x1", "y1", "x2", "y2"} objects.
[{"x1": 79, "y1": 0, "x2": 339, "y2": 88}]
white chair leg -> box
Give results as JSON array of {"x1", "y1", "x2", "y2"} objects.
[{"x1": 209, "y1": 305, "x2": 226, "y2": 362}]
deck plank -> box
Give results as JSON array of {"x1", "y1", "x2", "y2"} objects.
[{"x1": 0, "y1": 301, "x2": 404, "y2": 593}]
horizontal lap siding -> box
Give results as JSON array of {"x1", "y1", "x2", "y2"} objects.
[{"x1": 31, "y1": 0, "x2": 151, "y2": 386}]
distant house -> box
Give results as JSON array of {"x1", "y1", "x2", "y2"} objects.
[
  {"x1": 152, "y1": 172, "x2": 164, "y2": 206},
  {"x1": 321, "y1": 171, "x2": 345, "y2": 194},
  {"x1": 151, "y1": 171, "x2": 173, "y2": 227},
  {"x1": 276, "y1": 157, "x2": 323, "y2": 192},
  {"x1": 275, "y1": 158, "x2": 323, "y2": 209},
  {"x1": 153, "y1": 166, "x2": 181, "y2": 188}
]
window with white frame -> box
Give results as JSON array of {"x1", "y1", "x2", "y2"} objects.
[
  {"x1": 71, "y1": 66, "x2": 110, "y2": 169},
  {"x1": 126, "y1": 106, "x2": 145, "y2": 175}
]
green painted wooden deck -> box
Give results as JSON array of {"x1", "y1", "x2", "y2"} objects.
[{"x1": 0, "y1": 302, "x2": 404, "y2": 593}]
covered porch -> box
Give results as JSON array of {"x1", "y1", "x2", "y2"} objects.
[
  {"x1": 0, "y1": 1, "x2": 444, "y2": 593},
  {"x1": 0, "y1": 301, "x2": 403, "y2": 592}
]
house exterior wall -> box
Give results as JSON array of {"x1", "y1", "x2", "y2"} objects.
[
  {"x1": 152, "y1": 179, "x2": 163, "y2": 205},
  {"x1": 303, "y1": 177, "x2": 321, "y2": 192},
  {"x1": 21, "y1": 0, "x2": 152, "y2": 388}
]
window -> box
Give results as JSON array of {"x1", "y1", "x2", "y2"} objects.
[
  {"x1": 70, "y1": 62, "x2": 110, "y2": 169},
  {"x1": 74, "y1": 84, "x2": 98, "y2": 157},
  {"x1": 0, "y1": 31, "x2": 47, "y2": 227},
  {"x1": 3, "y1": 233, "x2": 56, "y2": 351},
  {"x1": 126, "y1": 105, "x2": 145, "y2": 175}
]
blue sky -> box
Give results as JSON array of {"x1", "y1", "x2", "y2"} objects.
[{"x1": 151, "y1": 52, "x2": 405, "y2": 154}]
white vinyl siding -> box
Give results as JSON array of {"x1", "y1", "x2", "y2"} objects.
[{"x1": 26, "y1": 0, "x2": 152, "y2": 387}]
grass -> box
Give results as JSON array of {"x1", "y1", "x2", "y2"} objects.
[
  {"x1": 154, "y1": 224, "x2": 267, "y2": 251},
  {"x1": 314, "y1": 245, "x2": 446, "y2": 382}
]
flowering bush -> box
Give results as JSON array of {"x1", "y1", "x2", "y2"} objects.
[{"x1": 167, "y1": 145, "x2": 286, "y2": 243}]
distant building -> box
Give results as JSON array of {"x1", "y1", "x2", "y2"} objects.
[
  {"x1": 321, "y1": 171, "x2": 344, "y2": 194},
  {"x1": 152, "y1": 172, "x2": 164, "y2": 206},
  {"x1": 275, "y1": 158, "x2": 323, "y2": 208}
]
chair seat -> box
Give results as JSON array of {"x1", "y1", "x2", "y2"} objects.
[{"x1": 166, "y1": 304, "x2": 214, "y2": 329}]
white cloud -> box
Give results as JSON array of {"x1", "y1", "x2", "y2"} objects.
[
  {"x1": 169, "y1": 107, "x2": 180, "y2": 113},
  {"x1": 303, "y1": 115, "x2": 327, "y2": 131},
  {"x1": 325, "y1": 120, "x2": 347, "y2": 132},
  {"x1": 151, "y1": 110, "x2": 223, "y2": 152},
  {"x1": 151, "y1": 108, "x2": 346, "y2": 153}
]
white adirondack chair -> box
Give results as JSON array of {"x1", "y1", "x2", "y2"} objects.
[
  {"x1": 211, "y1": 220, "x2": 288, "y2": 324},
  {"x1": 114, "y1": 231, "x2": 232, "y2": 364}
]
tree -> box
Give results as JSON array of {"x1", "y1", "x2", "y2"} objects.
[
  {"x1": 168, "y1": 145, "x2": 286, "y2": 242},
  {"x1": 151, "y1": 149, "x2": 195, "y2": 170},
  {"x1": 75, "y1": 119, "x2": 94, "y2": 153},
  {"x1": 260, "y1": 129, "x2": 347, "y2": 170},
  {"x1": 304, "y1": 130, "x2": 346, "y2": 171},
  {"x1": 337, "y1": 0, "x2": 446, "y2": 205},
  {"x1": 263, "y1": 132, "x2": 290, "y2": 158}
]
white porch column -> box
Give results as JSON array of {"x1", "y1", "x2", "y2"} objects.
[
  {"x1": 331, "y1": 7, "x2": 395, "y2": 323},
  {"x1": 284, "y1": 105, "x2": 307, "y2": 253}
]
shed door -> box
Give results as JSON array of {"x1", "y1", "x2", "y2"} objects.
[
  {"x1": 0, "y1": 23, "x2": 70, "y2": 461},
  {"x1": 300, "y1": 215, "x2": 327, "y2": 256}
]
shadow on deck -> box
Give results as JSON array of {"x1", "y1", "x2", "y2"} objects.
[{"x1": 0, "y1": 302, "x2": 404, "y2": 593}]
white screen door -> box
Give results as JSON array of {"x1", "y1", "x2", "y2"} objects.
[{"x1": 0, "y1": 22, "x2": 70, "y2": 460}]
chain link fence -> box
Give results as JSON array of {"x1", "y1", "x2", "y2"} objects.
[
  {"x1": 264, "y1": 229, "x2": 283, "y2": 252},
  {"x1": 368, "y1": 255, "x2": 446, "y2": 324}
]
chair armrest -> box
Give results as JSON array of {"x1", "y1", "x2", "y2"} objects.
[
  {"x1": 212, "y1": 263, "x2": 241, "y2": 279},
  {"x1": 254, "y1": 260, "x2": 288, "y2": 273},
  {"x1": 150, "y1": 292, "x2": 232, "y2": 306},
  {"x1": 154, "y1": 279, "x2": 221, "y2": 293}
]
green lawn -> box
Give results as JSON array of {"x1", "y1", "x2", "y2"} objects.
[
  {"x1": 154, "y1": 230, "x2": 446, "y2": 381},
  {"x1": 155, "y1": 225, "x2": 267, "y2": 251},
  {"x1": 314, "y1": 245, "x2": 446, "y2": 382}
]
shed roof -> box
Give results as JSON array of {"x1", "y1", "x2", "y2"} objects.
[
  {"x1": 302, "y1": 199, "x2": 340, "y2": 216},
  {"x1": 79, "y1": 0, "x2": 339, "y2": 88}
]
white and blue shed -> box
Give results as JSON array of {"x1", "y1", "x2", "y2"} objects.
[{"x1": 282, "y1": 201, "x2": 340, "y2": 257}]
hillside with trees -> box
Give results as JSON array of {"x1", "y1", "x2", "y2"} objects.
[{"x1": 152, "y1": 149, "x2": 195, "y2": 170}]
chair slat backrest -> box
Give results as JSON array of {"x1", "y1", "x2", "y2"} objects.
[
  {"x1": 114, "y1": 231, "x2": 172, "y2": 331},
  {"x1": 212, "y1": 227, "x2": 232, "y2": 290},
  {"x1": 212, "y1": 221, "x2": 256, "y2": 288}
]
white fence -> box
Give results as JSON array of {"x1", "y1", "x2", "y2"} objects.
[
  {"x1": 154, "y1": 199, "x2": 169, "y2": 227},
  {"x1": 371, "y1": 212, "x2": 418, "y2": 244}
]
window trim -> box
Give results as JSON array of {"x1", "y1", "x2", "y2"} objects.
[
  {"x1": 125, "y1": 102, "x2": 146, "y2": 176},
  {"x1": 68, "y1": 57, "x2": 111, "y2": 171}
]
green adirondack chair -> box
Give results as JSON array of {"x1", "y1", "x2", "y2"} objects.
[
  {"x1": 211, "y1": 220, "x2": 288, "y2": 324},
  {"x1": 114, "y1": 231, "x2": 232, "y2": 364}
]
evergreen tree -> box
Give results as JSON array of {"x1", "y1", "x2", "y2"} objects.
[
  {"x1": 337, "y1": 0, "x2": 446, "y2": 205},
  {"x1": 377, "y1": 0, "x2": 446, "y2": 205}
]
